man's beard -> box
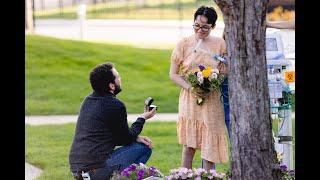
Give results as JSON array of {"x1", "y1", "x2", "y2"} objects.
[{"x1": 113, "y1": 83, "x2": 122, "y2": 95}]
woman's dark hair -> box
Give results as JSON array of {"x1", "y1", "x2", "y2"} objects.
[
  {"x1": 194, "y1": 6, "x2": 218, "y2": 26},
  {"x1": 89, "y1": 62, "x2": 115, "y2": 94}
]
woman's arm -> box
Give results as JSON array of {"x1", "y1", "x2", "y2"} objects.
[
  {"x1": 218, "y1": 39, "x2": 228, "y2": 74},
  {"x1": 169, "y1": 62, "x2": 191, "y2": 90}
]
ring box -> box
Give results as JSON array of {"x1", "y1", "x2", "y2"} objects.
[
  {"x1": 145, "y1": 97, "x2": 157, "y2": 111},
  {"x1": 149, "y1": 105, "x2": 158, "y2": 111}
]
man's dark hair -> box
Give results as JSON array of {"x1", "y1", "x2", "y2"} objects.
[
  {"x1": 194, "y1": 6, "x2": 218, "y2": 26},
  {"x1": 89, "y1": 62, "x2": 115, "y2": 94}
]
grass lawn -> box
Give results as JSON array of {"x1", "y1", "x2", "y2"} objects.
[
  {"x1": 26, "y1": 35, "x2": 180, "y2": 115},
  {"x1": 26, "y1": 119, "x2": 295, "y2": 179},
  {"x1": 26, "y1": 122, "x2": 230, "y2": 179},
  {"x1": 25, "y1": 119, "x2": 295, "y2": 180},
  {"x1": 26, "y1": 35, "x2": 295, "y2": 115},
  {"x1": 35, "y1": 0, "x2": 222, "y2": 21}
]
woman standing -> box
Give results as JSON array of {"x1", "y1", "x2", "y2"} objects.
[{"x1": 169, "y1": 6, "x2": 229, "y2": 170}]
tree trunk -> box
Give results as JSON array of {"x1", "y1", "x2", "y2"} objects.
[{"x1": 213, "y1": 0, "x2": 281, "y2": 179}]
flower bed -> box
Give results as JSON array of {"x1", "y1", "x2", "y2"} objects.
[
  {"x1": 166, "y1": 167, "x2": 226, "y2": 180},
  {"x1": 111, "y1": 163, "x2": 295, "y2": 180},
  {"x1": 111, "y1": 163, "x2": 164, "y2": 180}
]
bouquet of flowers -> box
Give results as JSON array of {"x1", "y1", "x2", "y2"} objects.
[
  {"x1": 166, "y1": 167, "x2": 226, "y2": 180},
  {"x1": 111, "y1": 163, "x2": 164, "y2": 180},
  {"x1": 187, "y1": 64, "x2": 226, "y2": 105},
  {"x1": 279, "y1": 164, "x2": 295, "y2": 180}
]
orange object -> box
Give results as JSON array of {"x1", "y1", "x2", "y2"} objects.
[{"x1": 284, "y1": 71, "x2": 295, "y2": 82}]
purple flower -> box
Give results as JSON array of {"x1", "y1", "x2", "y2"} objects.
[
  {"x1": 138, "y1": 169, "x2": 145, "y2": 178},
  {"x1": 280, "y1": 164, "x2": 288, "y2": 172},
  {"x1": 289, "y1": 169, "x2": 295, "y2": 176},
  {"x1": 149, "y1": 166, "x2": 156, "y2": 175},
  {"x1": 128, "y1": 164, "x2": 136, "y2": 171},
  {"x1": 121, "y1": 169, "x2": 130, "y2": 177},
  {"x1": 198, "y1": 65, "x2": 205, "y2": 71}
]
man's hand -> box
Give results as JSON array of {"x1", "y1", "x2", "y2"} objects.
[
  {"x1": 136, "y1": 135, "x2": 153, "y2": 149},
  {"x1": 140, "y1": 106, "x2": 157, "y2": 120}
]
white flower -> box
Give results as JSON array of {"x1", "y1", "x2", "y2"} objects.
[
  {"x1": 209, "y1": 169, "x2": 216, "y2": 174},
  {"x1": 179, "y1": 167, "x2": 188, "y2": 174},
  {"x1": 196, "y1": 168, "x2": 205, "y2": 174},
  {"x1": 180, "y1": 173, "x2": 187, "y2": 179},
  {"x1": 210, "y1": 72, "x2": 218, "y2": 79},
  {"x1": 216, "y1": 173, "x2": 225, "y2": 178},
  {"x1": 213, "y1": 68, "x2": 219, "y2": 74},
  {"x1": 198, "y1": 76, "x2": 204, "y2": 84},
  {"x1": 139, "y1": 163, "x2": 146, "y2": 168}
]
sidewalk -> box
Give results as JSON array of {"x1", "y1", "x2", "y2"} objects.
[
  {"x1": 34, "y1": 19, "x2": 225, "y2": 49},
  {"x1": 25, "y1": 112, "x2": 295, "y2": 126},
  {"x1": 25, "y1": 113, "x2": 179, "y2": 125},
  {"x1": 34, "y1": 19, "x2": 294, "y2": 54},
  {"x1": 25, "y1": 162, "x2": 42, "y2": 180}
]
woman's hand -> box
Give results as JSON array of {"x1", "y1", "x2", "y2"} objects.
[{"x1": 136, "y1": 135, "x2": 153, "y2": 149}]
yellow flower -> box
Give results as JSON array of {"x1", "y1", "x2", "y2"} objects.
[
  {"x1": 202, "y1": 68, "x2": 212, "y2": 78},
  {"x1": 277, "y1": 152, "x2": 283, "y2": 162}
]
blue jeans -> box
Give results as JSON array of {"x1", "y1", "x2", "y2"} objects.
[
  {"x1": 221, "y1": 77, "x2": 231, "y2": 138},
  {"x1": 83, "y1": 142, "x2": 152, "y2": 180}
]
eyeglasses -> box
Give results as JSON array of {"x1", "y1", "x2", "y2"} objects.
[{"x1": 193, "y1": 24, "x2": 212, "y2": 32}]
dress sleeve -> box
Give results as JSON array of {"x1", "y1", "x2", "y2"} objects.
[{"x1": 170, "y1": 38, "x2": 186, "y2": 65}]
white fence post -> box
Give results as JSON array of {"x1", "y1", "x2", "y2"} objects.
[
  {"x1": 25, "y1": 0, "x2": 34, "y2": 34},
  {"x1": 77, "y1": 2, "x2": 87, "y2": 40}
]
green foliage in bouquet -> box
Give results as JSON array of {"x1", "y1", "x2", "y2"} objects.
[{"x1": 186, "y1": 65, "x2": 226, "y2": 105}]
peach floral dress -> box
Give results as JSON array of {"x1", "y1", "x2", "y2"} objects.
[{"x1": 171, "y1": 34, "x2": 229, "y2": 163}]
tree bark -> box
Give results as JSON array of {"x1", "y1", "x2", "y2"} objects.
[{"x1": 213, "y1": 0, "x2": 281, "y2": 179}]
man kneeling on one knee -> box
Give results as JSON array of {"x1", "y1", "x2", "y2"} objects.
[{"x1": 69, "y1": 62, "x2": 157, "y2": 180}]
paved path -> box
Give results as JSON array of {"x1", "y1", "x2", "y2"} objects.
[
  {"x1": 34, "y1": 19, "x2": 294, "y2": 58},
  {"x1": 25, "y1": 162, "x2": 43, "y2": 180},
  {"x1": 25, "y1": 113, "x2": 179, "y2": 125},
  {"x1": 25, "y1": 112, "x2": 295, "y2": 126},
  {"x1": 34, "y1": 19, "x2": 225, "y2": 49}
]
